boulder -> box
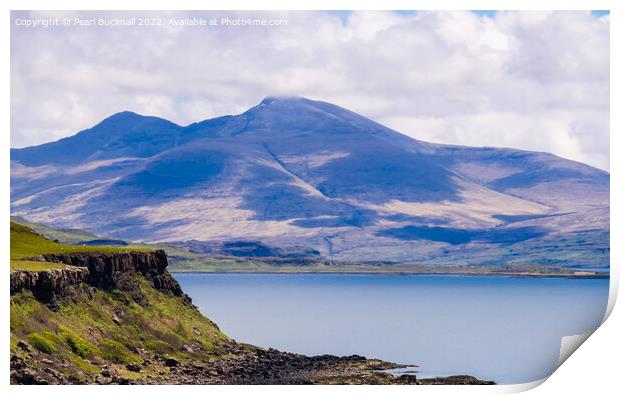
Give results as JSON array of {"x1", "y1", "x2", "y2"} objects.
[{"x1": 165, "y1": 358, "x2": 180, "y2": 367}]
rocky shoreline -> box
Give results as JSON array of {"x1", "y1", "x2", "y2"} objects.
[{"x1": 11, "y1": 339, "x2": 495, "y2": 385}]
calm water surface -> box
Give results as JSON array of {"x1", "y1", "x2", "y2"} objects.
[{"x1": 173, "y1": 273, "x2": 609, "y2": 384}]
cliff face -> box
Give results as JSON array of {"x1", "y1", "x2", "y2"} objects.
[
  {"x1": 10, "y1": 266, "x2": 89, "y2": 303},
  {"x1": 10, "y1": 250, "x2": 185, "y2": 304}
]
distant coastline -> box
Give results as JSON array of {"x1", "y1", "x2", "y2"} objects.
[
  {"x1": 168, "y1": 264, "x2": 610, "y2": 279},
  {"x1": 11, "y1": 216, "x2": 609, "y2": 280}
]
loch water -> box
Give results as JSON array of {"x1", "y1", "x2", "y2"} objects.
[{"x1": 173, "y1": 273, "x2": 609, "y2": 384}]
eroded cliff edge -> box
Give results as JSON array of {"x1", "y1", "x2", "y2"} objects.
[{"x1": 10, "y1": 250, "x2": 185, "y2": 305}]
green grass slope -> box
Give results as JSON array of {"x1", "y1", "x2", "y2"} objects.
[
  {"x1": 10, "y1": 221, "x2": 150, "y2": 271},
  {"x1": 10, "y1": 222, "x2": 230, "y2": 384},
  {"x1": 11, "y1": 275, "x2": 229, "y2": 383},
  {"x1": 11, "y1": 216, "x2": 100, "y2": 244}
]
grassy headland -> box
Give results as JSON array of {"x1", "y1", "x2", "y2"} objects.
[
  {"x1": 11, "y1": 273, "x2": 230, "y2": 383},
  {"x1": 10, "y1": 221, "x2": 150, "y2": 272},
  {"x1": 9, "y1": 222, "x2": 230, "y2": 383}
]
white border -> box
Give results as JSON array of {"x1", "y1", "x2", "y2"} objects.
[{"x1": 3, "y1": 1, "x2": 617, "y2": 394}]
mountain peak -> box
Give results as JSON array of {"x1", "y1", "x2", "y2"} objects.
[
  {"x1": 259, "y1": 96, "x2": 306, "y2": 107},
  {"x1": 109, "y1": 110, "x2": 141, "y2": 117},
  {"x1": 91, "y1": 111, "x2": 180, "y2": 135},
  {"x1": 10, "y1": 110, "x2": 182, "y2": 166},
  {"x1": 96, "y1": 110, "x2": 147, "y2": 126},
  {"x1": 242, "y1": 96, "x2": 416, "y2": 143}
]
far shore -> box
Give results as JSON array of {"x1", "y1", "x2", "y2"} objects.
[{"x1": 168, "y1": 265, "x2": 610, "y2": 279}]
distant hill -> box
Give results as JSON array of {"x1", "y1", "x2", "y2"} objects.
[
  {"x1": 10, "y1": 215, "x2": 100, "y2": 244},
  {"x1": 10, "y1": 97, "x2": 609, "y2": 268}
]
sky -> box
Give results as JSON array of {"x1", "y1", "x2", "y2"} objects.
[{"x1": 11, "y1": 10, "x2": 610, "y2": 170}]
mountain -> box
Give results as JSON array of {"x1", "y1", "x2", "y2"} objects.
[{"x1": 10, "y1": 97, "x2": 610, "y2": 267}]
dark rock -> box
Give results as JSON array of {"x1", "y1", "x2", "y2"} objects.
[
  {"x1": 397, "y1": 374, "x2": 418, "y2": 384},
  {"x1": 10, "y1": 355, "x2": 25, "y2": 369},
  {"x1": 112, "y1": 375, "x2": 130, "y2": 385},
  {"x1": 418, "y1": 375, "x2": 496, "y2": 385},
  {"x1": 17, "y1": 340, "x2": 29, "y2": 351},
  {"x1": 126, "y1": 363, "x2": 141, "y2": 372},
  {"x1": 11, "y1": 368, "x2": 48, "y2": 385},
  {"x1": 165, "y1": 358, "x2": 180, "y2": 367},
  {"x1": 10, "y1": 266, "x2": 89, "y2": 304}
]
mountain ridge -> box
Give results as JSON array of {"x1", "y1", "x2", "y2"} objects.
[
  {"x1": 10, "y1": 96, "x2": 610, "y2": 174},
  {"x1": 10, "y1": 96, "x2": 609, "y2": 268}
]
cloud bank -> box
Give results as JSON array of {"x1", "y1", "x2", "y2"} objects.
[{"x1": 11, "y1": 10, "x2": 610, "y2": 170}]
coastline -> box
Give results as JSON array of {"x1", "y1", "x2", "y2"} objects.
[
  {"x1": 9, "y1": 244, "x2": 496, "y2": 385},
  {"x1": 169, "y1": 269, "x2": 609, "y2": 279}
]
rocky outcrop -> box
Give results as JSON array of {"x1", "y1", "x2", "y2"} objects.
[
  {"x1": 10, "y1": 250, "x2": 186, "y2": 304},
  {"x1": 418, "y1": 375, "x2": 496, "y2": 385},
  {"x1": 10, "y1": 266, "x2": 89, "y2": 304},
  {"x1": 42, "y1": 250, "x2": 183, "y2": 295}
]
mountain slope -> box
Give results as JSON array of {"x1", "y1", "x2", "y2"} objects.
[{"x1": 10, "y1": 97, "x2": 609, "y2": 267}]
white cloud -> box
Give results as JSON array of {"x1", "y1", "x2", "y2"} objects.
[{"x1": 10, "y1": 10, "x2": 609, "y2": 170}]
